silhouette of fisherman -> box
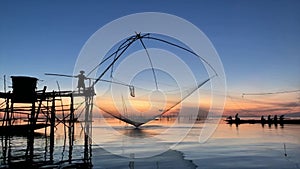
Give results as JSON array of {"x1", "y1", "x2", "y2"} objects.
[
  {"x1": 235, "y1": 113, "x2": 240, "y2": 123},
  {"x1": 75, "y1": 70, "x2": 87, "y2": 93},
  {"x1": 261, "y1": 115, "x2": 266, "y2": 124},
  {"x1": 274, "y1": 115, "x2": 278, "y2": 123},
  {"x1": 279, "y1": 115, "x2": 285, "y2": 127},
  {"x1": 267, "y1": 115, "x2": 272, "y2": 123},
  {"x1": 227, "y1": 116, "x2": 233, "y2": 120},
  {"x1": 279, "y1": 115, "x2": 284, "y2": 122}
]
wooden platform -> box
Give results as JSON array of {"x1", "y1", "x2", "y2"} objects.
[{"x1": 0, "y1": 124, "x2": 50, "y2": 135}]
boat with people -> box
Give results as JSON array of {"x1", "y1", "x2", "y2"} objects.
[{"x1": 225, "y1": 114, "x2": 300, "y2": 125}]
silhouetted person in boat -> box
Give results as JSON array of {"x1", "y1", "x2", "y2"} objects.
[
  {"x1": 267, "y1": 115, "x2": 272, "y2": 123},
  {"x1": 279, "y1": 115, "x2": 285, "y2": 127},
  {"x1": 279, "y1": 115, "x2": 284, "y2": 122},
  {"x1": 274, "y1": 115, "x2": 278, "y2": 124},
  {"x1": 75, "y1": 70, "x2": 87, "y2": 93},
  {"x1": 235, "y1": 113, "x2": 240, "y2": 123},
  {"x1": 261, "y1": 115, "x2": 266, "y2": 124},
  {"x1": 227, "y1": 116, "x2": 232, "y2": 120}
]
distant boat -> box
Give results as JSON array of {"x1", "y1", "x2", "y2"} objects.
[{"x1": 225, "y1": 119, "x2": 300, "y2": 125}]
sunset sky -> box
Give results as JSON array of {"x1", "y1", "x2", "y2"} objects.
[{"x1": 0, "y1": 0, "x2": 299, "y2": 116}]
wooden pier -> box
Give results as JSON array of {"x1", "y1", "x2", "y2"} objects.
[{"x1": 0, "y1": 76, "x2": 95, "y2": 168}]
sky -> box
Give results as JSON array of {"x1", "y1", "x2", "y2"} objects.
[{"x1": 0, "y1": 0, "x2": 299, "y2": 115}]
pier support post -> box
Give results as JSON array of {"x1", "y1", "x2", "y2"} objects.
[
  {"x1": 84, "y1": 95, "x2": 90, "y2": 162},
  {"x1": 68, "y1": 93, "x2": 74, "y2": 163},
  {"x1": 26, "y1": 100, "x2": 35, "y2": 162},
  {"x1": 2, "y1": 94, "x2": 10, "y2": 127},
  {"x1": 50, "y1": 91, "x2": 55, "y2": 162},
  {"x1": 84, "y1": 94, "x2": 93, "y2": 165}
]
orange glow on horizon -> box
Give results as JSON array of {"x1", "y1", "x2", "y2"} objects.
[{"x1": 71, "y1": 90, "x2": 300, "y2": 118}]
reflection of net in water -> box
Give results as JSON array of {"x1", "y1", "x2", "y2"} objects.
[{"x1": 91, "y1": 33, "x2": 216, "y2": 127}]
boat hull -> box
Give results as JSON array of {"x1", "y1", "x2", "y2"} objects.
[{"x1": 225, "y1": 119, "x2": 300, "y2": 125}]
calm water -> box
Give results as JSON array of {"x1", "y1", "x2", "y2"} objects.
[
  {"x1": 1, "y1": 117, "x2": 299, "y2": 169},
  {"x1": 180, "y1": 121, "x2": 300, "y2": 169}
]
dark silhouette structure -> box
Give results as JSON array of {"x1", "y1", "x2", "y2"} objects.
[{"x1": 0, "y1": 76, "x2": 93, "y2": 168}]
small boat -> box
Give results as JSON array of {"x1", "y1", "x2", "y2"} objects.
[{"x1": 224, "y1": 119, "x2": 300, "y2": 125}]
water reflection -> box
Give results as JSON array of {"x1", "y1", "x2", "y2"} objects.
[
  {"x1": 113, "y1": 125, "x2": 165, "y2": 138},
  {"x1": 229, "y1": 120, "x2": 285, "y2": 129},
  {"x1": 121, "y1": 128, "x2": 156, "y2": 138},
  {"x1": 0, "y1": 118, "x2": 199, "y2": 168},
  {"x1": 91, "y1": 147, "x2": 197, "y2": 169},
  {"x1": 2, "y1": 117, "x2": 299, "y2": 168},
  {"x1": 0, "y1": 122, "x2": 92, "y2": 169}
]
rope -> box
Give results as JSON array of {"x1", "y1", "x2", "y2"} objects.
[
  {"x1": 138, "y1": 36, "x2": 159, "y2": 90},
  {"x1": 144, "y1": 36, "x2": 218, "y2": 77}
]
